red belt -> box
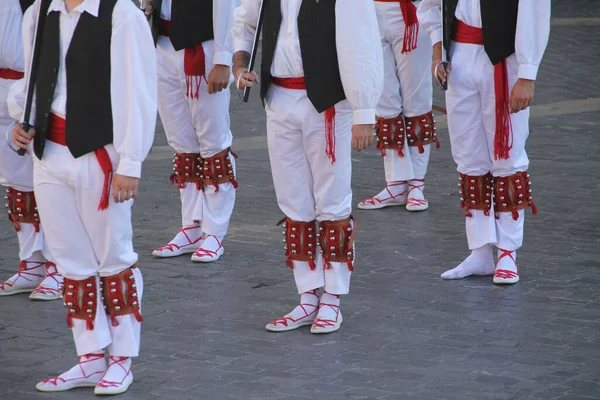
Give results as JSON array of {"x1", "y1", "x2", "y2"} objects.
[
  {"x1": 452, "y1": 20, "x2": 512, "y2": 160},
  {"x1": 373, "y1": 0, "x2": 419, "y2": 53},
  {"x1": 272, "y1": 77, "x2": 337, "y2": 164},
  {"x1": 47, "y1": 113, "x2": 114, "y2": 211},
  {"x1": 158, "y1": 18, "x2": 171, "y2": 37},
  {"x1": 0, "y1": 68, "x2": 24, "y2": 80}
]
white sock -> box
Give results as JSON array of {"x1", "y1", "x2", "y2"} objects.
[
  {"x1": 97, "y1": 357, "x2": 132, "y2": 387},
  {"x1": 441, "y1": 244, "x2": 495, "y2": 280},
  {"x1": 160, "y1": 225, "x2": 203, "y2": 250},
  {"x1": 315, "y1": 292, "x2": 341, "y2": 322},
  {"x1": 282, "y1": 289, "x2": 320, "y2": 320},
  {"x1": 43, "y1": 353, "x2": 106, "y2": 384},
  {"x1": 496, "y1": 249, "x2": 518, "y2": 274}
]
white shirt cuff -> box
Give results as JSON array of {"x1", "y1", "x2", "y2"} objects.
[
  {"x1": 430, "y1": 30, "x2": 443, "y2": 49},
  {"x1": 213, "y1": 51, "x2": 233, "y2": 68},
  {"x1": 233, "y1": 39, "x2": 253, "y2": 55},
  {"x1": 352, "y1": 109, "x2": 377, "y2": 126},
  {"x1": 116, "y1": 157, "x2": 142, "y2": 179},
  {"x1": 518, "y1": 64, "x2": 539, "y2": 81}
]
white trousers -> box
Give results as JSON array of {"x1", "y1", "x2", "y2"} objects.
[
  {"x1": 265, "y1": 85, "x2": 352, "y2": 295},
  {"x1": 1, "y1": 77, "x2": 46, "y2": 261},
  {"x1": 447, "y1": 42, "x2": 530, "y2": 251},
  {"x1": 157, "y1": 37, "x2": 235, "y2": 235},
  {"x1": 33, "y1": 141, "x2": 141, "y2": 356},
  {"x1": 375, "y1": 2, "x2": 433, "y2": 182}
]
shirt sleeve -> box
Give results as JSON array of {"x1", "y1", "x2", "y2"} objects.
[
  {"x1": 231, "y1": 0, "x2": 260, "y2": 54},
  {"x1": 213, "y1": 0, "x2": 237, "y2": 67},
  {"x1": 417, "y1": 0, "x2": 442, "y2": 46},
  {"x1": 515, "y1": 0, "x2": 551, "y2": 81},
  {"x1": 7, "y1": 0, "x2": 38, "y2": 123},
  {"x1": 335, "y1": 0, "x2": 383, "y2": 125},
  {"x1": 110, "y1": 8, "x2": 157, "y2": 179}
]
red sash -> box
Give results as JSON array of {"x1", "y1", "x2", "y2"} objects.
[
  {"x1": 159, "y1": 19, "x2": 206, "y2": 99},
  {"x1": 0, "y1": 68, "x2": 24, "y2": 80},
  {"x1": 453, "y1": 20, "x2": 513, "y2": 160},
  {"x1": 272, "y1": 77, "x2": 337, "y2": 164},
  {"x1": 47, "y1": 114, "x2": 113, "y2": 211},
  {"x1": 374, "y1": 0, "x2": 419, "y2": 53}
]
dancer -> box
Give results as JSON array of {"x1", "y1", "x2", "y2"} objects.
[
  {"x1": 418, "y1": 0, "x2": 551, "y2": 283},
  {"x1": 233, "y1": 0, "x2": 383, "y2": 333},
  {"x1": 0, "y1": 0, "x2": 62, "y2": 301},
  {"x1": 359, "y1": 0, "x2": 437, "y2": 212},
  {"x1": 148, "y1": 0, "x2": 238, "y2": 263},
  {"x1": 10, "y1": 0, "x2": 156, "y2": 393}
]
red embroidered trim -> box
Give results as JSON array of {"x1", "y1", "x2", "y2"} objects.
[
  {"x1": 62, "y1": 276, "x2": 98, "y2": 330},
  {"x1": 375, "y1": 115, "x2": 406, "y2": 157},
  {"x1": 5, "y1": 187, "x2": 40, "y2": 232}
]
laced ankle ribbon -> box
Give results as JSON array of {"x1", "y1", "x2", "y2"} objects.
[
  {"x1": 494, "y1": 248, "x2": 518, "y2": 280},
  {"x1": 40, "y1": 353, "x2": 105, "y2": 386},
  {"x1": 192, "y1": 234, "x2": 223, "y2": 259},
  {"x1": 269, "y1": 290, "x2": 319, "y2": 327},
  {"x1": 406, "y1": 179, "x2": 427, "y2": 207},
  {"x1": 30, "y1": 262, "x2": 62, "y2": 297},
  {"x1": 312, "y1": 295, "x2": 341, "y2": 329},
  {"x1": 0, "y1": 260, "x2": 45, "y2": 291},
  {"x1": 154, "y1": 226, "x2": 204, "y2": 253},
  {"x1": 96, "y1": 356, "x2": 131, "y2": 389},
  {"x1": 360, "y1": 182, "x2": 407, "y2": 207}
]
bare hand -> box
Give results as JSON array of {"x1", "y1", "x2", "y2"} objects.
[
  {"x1": 12, "y1": 124, "x2": 35, "y2": 154},
  {"x1": 112, "y1": 174, "x2": 139, "y2": 203},
  {"x1": 234, "y1": 68, "x2": 259, "y2": 90},
  {"x1": 351, "y1": 124, "x2": 375, "y2": 152},
  {"x1": 509, "y1": 78, "x2": 535, "y2": 114},
  {"x1": 432, "y1": 59, "x2": 452, "y2": 85},
  {"x1": 207, "y1": 64, "x2": 231, "y2": 94}
]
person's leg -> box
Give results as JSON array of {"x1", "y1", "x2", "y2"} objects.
[
  {"x1": 153, "y1": 37, "x2": 204, "y2": 258},
  {"x1": 440, "y1": 44, "x2": 496, "y2": 280},
  {"x1": 263, "y1": 86, "x2": 324, "y2": 332},
  {"x1": 304, "y1": 99, "x2": 354, "y2": 334},
  {"x1": 33, "y1": 143, "x2": 111, "y2": 392},
  {"x1": 483, "y1": 54, "x2": 536, "y2": 284}
]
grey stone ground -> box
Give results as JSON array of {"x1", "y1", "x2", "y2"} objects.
[{"x1": 1, "y1": 1, "x2": 599, "y2": 399}]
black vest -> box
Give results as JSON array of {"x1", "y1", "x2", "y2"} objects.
[
  {"x1": 20, "y1": 0, "x2": 36, "y2": 13},
  {"x1": 151, "y1": 0, "x2": 214, "y2": 50},
  {"x1": 443, "y1": 0, "x2": 519, "y2": 66},
  {"x1": 261, "y1": 0, "x2": 346, "y2": 113},
  {"x1": 34, "y1": 0, "x2": 116, "y2": 159}
]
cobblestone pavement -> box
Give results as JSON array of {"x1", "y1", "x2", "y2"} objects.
[{"x1": 1, "y1": 1, "x2": 599, "y2": 399}]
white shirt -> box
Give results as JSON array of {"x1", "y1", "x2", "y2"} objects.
[
  {"x1": 158, "y1": 0, "x2": 237, "y2": 67},
  {"x1": 8, "y1": 0, "x2": 157, "y2": 179},
  {"x1": 417, "y1": 0, "x2": 551, "y2": 80},
  {"x1": 232, "y1": 0, "x2": 384, "y2": 125},
  {"x1": 0, "y1": 0, "x2": 25, "y2": 71}
]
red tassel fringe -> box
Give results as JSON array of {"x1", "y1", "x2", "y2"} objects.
[
  {"x1": 94, "y1": 148, "x2": 113, "y2": 211},
  {"x1": 86, "y1": 318, "x2": 94, "y2": 331},
  {"x1": 399, "y1": 1, "x2": 419, "y2": 54},
  {"x1": 325, "y1": 107, "x2": 336, "y2": 165},
  {"x1": 309, "y1": 258, "x2": 316, "y2": 271},
  {"x1": 66, "y1": 314, "x2": 73, "y2": 328},
  {"x1": 493, "y1": 61, "x2": 513, "y2": 160},
  {"x1": 286, "y1": 257, "x2": 294, "y2": 270},
  {"x1": 134, "y1": 309, "x2": 144, "y2": 323},
  {"x1": 110, "y1": 314, "x2": 119, "y2": 327}
]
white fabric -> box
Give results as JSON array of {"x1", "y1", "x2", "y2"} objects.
[
  {"x1": 232, "y1": 0, "x2": 384, "y2": 125},
  {"x1": 157, "y1": 36, "x2": 236, "y2": 236},
  {"x1": 33, "y1": 142, "x2": 139, "y2": 280},
  {"x1": 0, "y1": 0, "x2": 26, "y2": 72},
  {"x1": 9, "y1": 0, "x2": 157, "y2": 179},
  {"x1": 374, "y1": 2, "x2": 433, "y2": 184},
  {"x1": 15, "y1": 221, "x2": 46, "y2": 261},
  {"x1": 417, "y1": 0, "x2": 551, "y2": 80},
  {"x1": 158, "y1": 0, "x2": 237, "y2": 67},
  {"x1": 266, "y1": 85, "x2": 353, "y2": 295}
]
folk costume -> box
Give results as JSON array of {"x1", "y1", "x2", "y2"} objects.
[
  {"x1": 233, "y1": 0, "x2": 383, "y2": 333},
  {"x1": 9, "y1": 0, "x2": 157, "y2": 393},
  {"x1": 150, "y1": 0, "x2": 238, "y2": 263},
  {"x1": 359, "y1": 0, "x2": 437, "y2": 212},
  {"x1": 0, "y1": 0, "x2": 62, "y2": 301},
  {"x1": 418, "y1": 0, "x2": 551, "y2": 283}
]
